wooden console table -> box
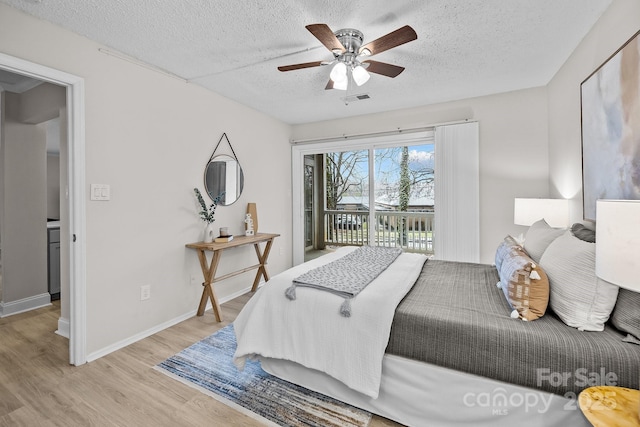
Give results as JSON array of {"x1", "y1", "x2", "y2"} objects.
[{"x1": 186, "y1": 233, "x2": 279, "y2": 322}]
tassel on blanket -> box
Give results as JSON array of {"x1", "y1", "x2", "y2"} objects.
[
  {"x1": 285, "y1": 285, "x2": 297, "y2": 300},
  {"x1": 340, "y1": 298, "x2": 352, "y2": 317}
]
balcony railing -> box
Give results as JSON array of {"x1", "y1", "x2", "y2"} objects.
[{"x1": 324, "y1": 210, "x2": 434, "y2": 254}]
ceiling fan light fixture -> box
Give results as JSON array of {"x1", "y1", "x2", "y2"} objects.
[
  {"x1": 352, "y1": 65, "x2": 370, "y2": 86},
  {"x1": 333, "y1": 77, "x2": 348, "y2": 90},
  {"x1": 278, "y1": 24, "x2": 417, "y2": 91},
  {"x1": 329, "y1": 62, "x2": 347, "y2": 82}
]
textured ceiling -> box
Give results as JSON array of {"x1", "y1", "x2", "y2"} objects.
[{"x1": 1, "y1": 0, "x2": 612, "y2": 124}]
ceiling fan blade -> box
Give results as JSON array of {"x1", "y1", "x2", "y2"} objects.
[
  {"x1": 278, "y1": 61, "x2": 324, "y2": 72},
  {"x1": 325, "y1": 79, "x2": 334, "y2": 90},
  {"x1": 359, "y1": 25, "x2": 417, "y2": 56},
  {"x1": 306, "y1": 24, "x2": 346, "y2": 54},
  {"x1": 363, "y1": 60, "x2": 405, "y2": 78}
]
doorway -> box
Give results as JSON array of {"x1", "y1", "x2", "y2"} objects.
[{"x1": 0, "y1": 53, "x2": 86, "y2": 365}]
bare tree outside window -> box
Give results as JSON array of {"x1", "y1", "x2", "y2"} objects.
[
  {"x1": 325, "y1": 150, "x2": 368, "y2": 210},
  {"x1": 322, "y1": 144, "x2": 434, "y2": 252}
]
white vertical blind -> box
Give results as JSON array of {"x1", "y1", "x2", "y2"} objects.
[{"x1": 433, "y1": 122, "x2": 480, "y2": 262}]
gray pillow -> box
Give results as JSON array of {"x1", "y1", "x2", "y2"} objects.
[
  {"x1": 523, "y1": 219, "x2": 565, "y2": 263},
  {"x1": 540, "y1": 231, "x2": 619, "y2": 331},
  {"x1": 570, "y1": 223, "x2": 596, "y2": 243},
  {"x1": 611, "y1": 289, "x2": 640, "y2": 344}
]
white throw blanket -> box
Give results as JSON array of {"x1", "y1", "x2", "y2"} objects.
[{"x1": 233, "y1": 246, "x2": 428, "y2": 398}]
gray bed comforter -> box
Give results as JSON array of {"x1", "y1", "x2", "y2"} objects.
[{"x1": 386, "y1": 260, "x2": 640, "y2": 396}]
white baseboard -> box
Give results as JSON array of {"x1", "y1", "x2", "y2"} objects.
[
  {"x1": 0, "y1": 293, "x2": 51, "y2": 318},
  {"x1": 56, "y1": 317, "x2": 70, "y2": 338},
  {"x1": 86, "y1": 283, "x2": 260, "y2": 362}
]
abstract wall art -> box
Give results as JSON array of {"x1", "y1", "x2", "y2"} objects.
[{"x1": 581, "y1": 29, "x2": 640, "y2": 221}]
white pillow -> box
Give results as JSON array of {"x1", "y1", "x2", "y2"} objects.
[
  {"x1": 523, "y1": 219, "x2": 565, "y2": 263},
  {"x1": 540, "y1": 231, "x2": 619, "y2": 331}
]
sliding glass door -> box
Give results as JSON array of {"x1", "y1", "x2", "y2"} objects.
[
  {"x1": 303, "y1": 142, "x2": 434, "y2": 261},
  {"x1": 324, "y1": 149, "x2": 369, "y2": 248},
  {"x1": 304, "y1": 155, "x2": 315, "y2": 250},
  {"x1": 372, "y1": 144, "x2": 434, "y2": 253},
  {"x1": 293, "y1": 123, "x2": 478, "y2": 265}
]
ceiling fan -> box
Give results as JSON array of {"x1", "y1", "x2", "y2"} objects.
[{"x1": 278, "y1": 24, "x2": 417, "y2": 90}]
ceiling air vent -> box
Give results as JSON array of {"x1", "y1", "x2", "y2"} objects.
[{"x1": 341, "y1": 93, "x2": 371, "y2": 104}]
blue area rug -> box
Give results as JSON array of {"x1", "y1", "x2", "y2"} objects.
[{"x1": 156, "y1": 324, "x2": 371, "y2": 427}]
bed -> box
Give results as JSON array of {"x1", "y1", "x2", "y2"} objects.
[{"x1": 233, "y1": 222, "x2": 640, "y2": 427}]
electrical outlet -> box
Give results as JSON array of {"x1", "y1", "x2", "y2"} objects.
[
  {"x1": 140, "y1": 285, "x2": 151, "y2": 300},
  {"x1": 279, "y1": 247, "x2": 284, "y2": 255}
]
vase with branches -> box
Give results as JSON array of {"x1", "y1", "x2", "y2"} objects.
[{"x1": 194, "y1": 188, "x2": 224, "y2": 242}]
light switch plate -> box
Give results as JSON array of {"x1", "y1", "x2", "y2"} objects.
[{"x1": 90, "y1": 184, "x2": 110, "y2": 201}]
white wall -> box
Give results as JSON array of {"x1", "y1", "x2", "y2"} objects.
[
  {"x1": 58, "y1": 106, "x2": 70, "y2": 331},
  {"x1": 292, "y1": 87, "x2": 550, "y2": 264},
  {"x1": 1, "y1": 120, "x2": 48, "y2": 302},
  {"x1": 0, "y1": 4, "x2": 292, "y2": 356},
  {"x1": 0, "y1": 90, "x2": 4, "y2": 300},
  {"x1": 548, "y1": 0, "x2": 640, "y2": 222},
  {"x1": 46, "y1": 153, "x2": 60, "y2": 220}
]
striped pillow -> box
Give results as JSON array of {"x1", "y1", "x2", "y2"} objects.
[
  {"x1": 498, "y1": 245, "x2": 549, "y2": 321},
  {"x1": 611, "y1": 289, "x2": 640, "y2": 343},
  {"x1": 540, "y1": 231, "x2": 619, "y2": 331},
  {"x1": 495, "y1": 235, "x2": 521, "y2": 271}
]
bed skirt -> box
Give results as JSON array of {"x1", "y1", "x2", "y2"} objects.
[{"x1": 260, "y1": 354, "x2": 590, "y2": 427}]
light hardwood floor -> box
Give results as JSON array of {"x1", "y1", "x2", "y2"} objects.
[{"x1": 0, "y1": 294, "x2": 401, "y2": 426}]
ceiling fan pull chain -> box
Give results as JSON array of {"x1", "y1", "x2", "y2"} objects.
[{"x1": 343, "y1": 73, "x2": 352, "y2": 105}]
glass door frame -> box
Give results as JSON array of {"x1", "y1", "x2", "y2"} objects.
[
  {"x1": 303, "y1": 155, "x2": 315, "y2": 251},
  {"x1": 291, "y1": 130, "x2": 434, "y2": 266}
]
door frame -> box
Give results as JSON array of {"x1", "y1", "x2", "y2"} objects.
[
  {"x1": 303, "y1": 155, "x2": 315, "y2": 251},
  {"x1": 0, "y1": 52, "x2": 87, "y2": 365}
]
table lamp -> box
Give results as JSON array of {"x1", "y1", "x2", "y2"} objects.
[
  {"x1": 514, "y1": 198, "x2": 570, "y2": 228},
  {"x1": 595, "y1": 199, "x2": 640, "y2": 421}
]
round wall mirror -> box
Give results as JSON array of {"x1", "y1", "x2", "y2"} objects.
[{"x1": 204, "y1": 154, "x2": 244, "y2": 205}]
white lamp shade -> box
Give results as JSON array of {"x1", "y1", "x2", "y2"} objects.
[
  {"x1": 330, "y1": 62, "x2": 347, "y2": 82},
  {"x1": 514, "y1": 198, "x2": 569, "y2": 228},
  {"x1": 595, "y1": 199, "x2": 640, "y2": 291},
  {"x1": 333, "y1": 77, "x2": 348, "y2": 90},
  {"x1": 352, "y1": 65, "x2": 370, "y2": 86}
]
